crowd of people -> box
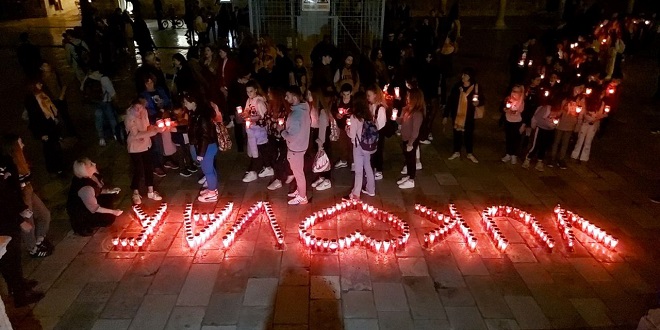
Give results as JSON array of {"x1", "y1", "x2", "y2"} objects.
[{"x1": 3, "y1": 0, "x2": 658, "y2": 309}]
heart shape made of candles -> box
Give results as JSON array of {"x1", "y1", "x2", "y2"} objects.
[
  {"x1": 298, "y1": 200, "x2": 410, "y2": 254},
  {"x1": 553, "y1": 204, "x2": 618, "y2": 251},
  {"x1": 481, "y1": 205, "x2": 555, "y2": 252},
  {"x1": 414, "y1": 204, "x2": 477, "y2": 251}
]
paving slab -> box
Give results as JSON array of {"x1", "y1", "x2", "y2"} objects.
[
  {"x1": 177, "y1": 264, "x2": 222, "y2": 306},
  {"x1": 310, "y1": 275, "x2": 340, "y2": 299},
  {"x1": 445, "y1": 306, "x2": 488, "y2": 330},
  {"x1": 341, "y1": 291, "x2": 378, "y2": 319},
  {"x1": 165, "y1": 306, "x2": 206, "y2": 330},
  {"x1": 273, "y1": 286, "x2": 309, "y2": 324},
  {"x1": 309, "y1": 299, "x2": 343, "y2": 330},
  {"x1": 377, "y1": 311, "x2": 414, "y2": 330},
  {"x1": 372, "y1": 282, "x2": 409, "y2": 312},
  {"x1": 202, "y1": 293, "x2": 243, "y2": 326},
  {"x1": 243, "y1": 278, "x2": 279, "y2": 307},
  {"x1": 128, "y1": 294, "x2": 177, "y2": 330},
  {"x1": 465, "y1": 276, "x2": 514, "y2": 319},
  {"x1": 504, "y1": 295, "x2": 552, "y2": 329},
  {"x1": 569, "y1": 298, "x2": 614, "y2": 328},
  {"x1": 344, "y1": 318, "x2": 379, "y2": 330},
  {"x1": 402, "y1": 276, "x2": 446, "y2": 319}
]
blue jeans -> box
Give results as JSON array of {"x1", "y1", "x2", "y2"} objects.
[
  {"x1": 352, "y1": 146, "x2": 375, "y2": 197},
  {"x1": 202, "y1": 143, "x2": 218, "y2": 190},
  {"x1": 95, "y1": 102, "x2": 118, "y2": 139}
]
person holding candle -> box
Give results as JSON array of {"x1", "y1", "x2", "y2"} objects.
[
  {"x1": 333, "y1": 53, "x2": 360, "y2": 94},
  {"x1": 266, "y1": 87, "x2": 293, "y2": 191},
  {"x1": 366, "y1": 85, "x2": 388, "y2": 180},
  {"x1": 443, "y1": 68, "x2": 482, "y2": 163},
  {"x1": 309, "y1": 88, "x2": 333, "y2": 191},
  {"x1": 501, "y1": 85, "x2": 525, "y2": 164},
  {"x1": 125, "y1": 97, "x2": 165, "y2": 205},
  {"x1": 397, "y1": 89, "x2": 425, "y2": 189},
  {"x1": 331, "y1": 84, "x2": 354, "y2": 170},
  {"x1": 67, "y1": 158, "x2": 123, "y2": 236},
  {"x1": 281, "y1": 86, "x2": 311, "y2": 205},
  {"x1": 140, "y1": 75, "x2": 173, "y2": 177},
  {"x1": 241, "y1": 81, "x2": 273, "y2": 183},
  {"x1": 186, "y1": 94, "x2": 220, "y2": 202},
  {"x1": 522, "y1": 100, "x2": 561, "y2": 171},
  {"x1": 550, "y1": 85, "x2": 585, "y2": 169},
  {"x1": 1, "y1": 134, "x2": 53, "y2": 258},
  {"x1": 571, "y1": 96, "x2": 608, "y2": 162},
  {"x1": 345, "y1": 92, "x2": 376, "y2": 200},
  {"x1": 520, "y1": 76, "x2": 543, "y2": 155},
  {"x1": 24, "y1": 80, "x2": 65, "y2": 175}
]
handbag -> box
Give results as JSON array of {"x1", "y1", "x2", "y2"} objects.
[
  {"x1": 329, "y1": 118, "x2": 340, "y2": 142},
  {"x1": 215, "y1": 122, "x2": 232, "y2": 152},
  {"x1": 474, "y1": 84, "x2": 485, "y2": 119},
  {"x1": 312, "y1": 149, "x2": 331, "y2": 173}
]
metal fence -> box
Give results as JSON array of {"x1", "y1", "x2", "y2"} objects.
[{"x1": 248, "y1": 0, "x2": 385, "y2": 55}]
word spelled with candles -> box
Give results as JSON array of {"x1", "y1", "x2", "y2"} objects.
[
  {"x1": 298, "y1": 200, "x2": 410, "y2": 253},
  {"x1": 481, "y1": 206, "x2": 555, "y2": 252},
  {"x1": 183, "y1": 202, "x2": 233, "y2": 248},
  {"x1": 222, "y1": 201, "x2": 284, "y2": 249},
  {"x1": 415, "y1": 204, "x2": 477, "y2": 251},
  {"x1": 112, "y1": 203, "x2": 168, "y2": 250},
  {"x1": 553, "y1": 205, "x2": 618, "y2": 251}
]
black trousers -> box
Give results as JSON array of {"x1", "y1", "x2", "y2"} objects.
[
  {"x1": 249, "y1": 143, "x2": 274, "y2": 172},
  {"x1": 371, "y1": 130, "x2": 386, "y2": 172},
  {"x1": 271, "y1": 137, "x2": 290, "y2": 182},
  {"x1": 53, "y1": 99, "x2": 78, "y2": 137},
  {"x1": 234, "y1": 119, "x2": 245, "y2": 153},
  {"x1": 42, "y1": 136, "x2": 64, "y2": 174},
  {"x1": 526, "y1": 128, "x2": 555, "y2": 161},
  {"x1": 504, "y1": 121, "x2": 523, "y2": 155},
  {"x1": 0, "y1": 232, "x2": 25, "y2": 297},
  {"x1": 402, "y1": 140, "x2": 420, "y2": 179},
  {"x1": 453, "y1": 127, "x2": 474, "y2": 154},
  {"x1": 130, "y1": 150, "x2": 154, "y2": 190}
]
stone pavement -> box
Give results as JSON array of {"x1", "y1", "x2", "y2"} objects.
[{"x1": 0, "y1": 14, "x2": 659, "y2": 330}]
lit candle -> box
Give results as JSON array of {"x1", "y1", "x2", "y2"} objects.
[
  {"x1": 164, "y1": 118, "x2": 172, "y2": 127},
  {"x1": 236, "y1": 106, "x2": 243, "y2": 114},
  {"x1": 394, "y1": 87, "x2": 400, "y2": 98},
  {"x1": 246, "y1": 119, "x2": 251, "y2": 128},
  {"x1": 585, "y1": 88, "x2": 592, "y2": 95},
  {"x1": 608, "y1": 87, "x2": 615, "y2": 94},
  {"x1": 576, "y1": 106, "x2": 582, "y2": 113},
  {"x1": 391, "y1": 108, "x2": 398, "y2": 120},
  {"x1": 540, "y1": 73, "x2": 545, "y2": 79},
  {"x1": 472, "y1": 94, "x2": 479, "y2": 103},
  {"x1": 156, "y1": 120, "x2": 164, "y2": 128},
  {"x1": 604, "y1": 105, "x2": 611, "y2": 113},
  {"x1": 505, "y1": 102, "x2": 512, "y2": 109},
  {"x1": 544, "y1": 90, "x2": 550, "y2": 97}
]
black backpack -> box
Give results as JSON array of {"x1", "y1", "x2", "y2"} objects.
[{"x1": 82, "y1": 77, "x2": 105, "y2": 103}]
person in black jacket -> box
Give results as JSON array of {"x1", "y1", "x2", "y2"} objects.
[
  {"x1": 0, "y1": 157, "x2": 45, "y2": 307},
  {"x1": 24, "y1": 81, "x2": 64, "y2": 175},
  {"x1": 16, "y1": 32, "x2": 42, "y2": 79},
  {"x1": 171, "y1": 53, "x2": 199, "y2": 98},
  {"x1": 443, "y1": 67, "x2": 483, "y2": 163},
  {"x1": 184, "y1": 94, "x2": 219, "y2": 203}
]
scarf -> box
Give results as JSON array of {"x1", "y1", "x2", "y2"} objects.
[
  {"x1": 455, "y1": 84, "x2": 474, "y2": 131},
  {"x1": 35, "y1": 92, "x2": 58, "y2": 121}
]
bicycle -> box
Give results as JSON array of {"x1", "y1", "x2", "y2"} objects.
[{"x1": 163, "y1": 17, "x2": 185, "y2": 29}]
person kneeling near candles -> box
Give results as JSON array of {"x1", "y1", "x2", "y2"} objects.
[{"x1": 67, "y1": 158, "x2": 123, "y2": 236}]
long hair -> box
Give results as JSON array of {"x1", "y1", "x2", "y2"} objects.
[
  {"x1": 365, "y1": 84, "x2": 387, "y2": 108},
  {"x1": 404, "y1": 89, "x2": 426, "y2": 115},
  {"x1": 1, "y1": 134, "x2": 29, "y2": 175},
  {"x1": 245, "y1": 80, "x2": 265, "y2": 98},
  {"x1": 267, "y1": 87, "x2": 288, "y2": 117},
  {"x1": 352, "y1": 91, "x2": 372, "y2": 122}
]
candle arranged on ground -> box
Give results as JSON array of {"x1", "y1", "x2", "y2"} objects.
[
  {"x1": 604, "y1": 105, "x2": 611, "y2": 113},
  {"x1": 585, "y1": 88, "x2": 592, "y2": 95},
  {"x1": 528, "y1": 60, "x2": 533, "y2": 66},
  {"x1": 391, "y1": 108, "x2": 398, "y2": 120},
  {"x1": 553, "y1": 118, "x2": 559, "y2": 125},
  {"x1": 236, "y1": 106, "x2": 243, "y2": 114}
]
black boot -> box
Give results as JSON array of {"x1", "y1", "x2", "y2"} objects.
[{"x1": 14, "y1": 289, "x2": 45, "y2": 307}]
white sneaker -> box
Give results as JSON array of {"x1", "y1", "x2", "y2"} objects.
[
  {"x1": 535, "y1": 161, "x2": 544, "y2": 172},
  {"x1": 99, "y1": 139, "x2": 106, "y2": 147},
  {"x1": 428, "y1": 133, "x2": 434, "y2": 141},
  {"x1": 511, "y1": 155, "x2": 518, "y2": 165},
  {"x1": 258, "y1": 167, "x2": 274, "y2": 178},
  {"x1": 311, "y1": 177, "x2": 325, "y2": 188},
  {"x1": 397, "y1": 176, "x2": 410, "y2": 185},
  {"x1": 287, "y1": 190, "x2": 299, "y2": 198},
  {"x1": 416, "y1": 162, "x2": 422, "y2": 170},
  {"x1": 202, "y1": 180, "x2": 208, "y2": 188},
  {"x1": 132, "y1": 193, "x2": 142, "y2": 205},
  {"x1": 398, "y1": 178, "x2": 415, "y2": 189},
  {"x1": 374, "y1": 172, "x2": 383, "y2": 180},
  {"x1": 226, "y1": 121, "x2": 235, "y2": 129},
  {"x1": 419, "y1": 139, "x2": 431, "y2": 145},
  {"x1": 288, "y1": 195, "x2": 308, "y2": 205},
  {"x1": 466, "y1": 154, "x2": 479, "y2": 163},
  {"x1": 361, "y1": 189, "x2": 375, "y2": 197},
  {"x1": 316, "y1": 179, "x2": 331, "y2": 191},
  {"x1": 147, "y1": 191, "x2": 163, "y2": 201},
  {"x1": 334, "y1": 160, "x2": 348, "y2": 169},
  {"x1": 350, "y1": 163, "x2": 355, "y2": 171},
  {"x1": 198, "y1": 189, "x2": 218, "y2": 203},
  {"x1": 242, "y1": 171, "x2": 258, "y2": 183},
  {"x1": 448, "y1": 152, "x2": 460, "y2": 160},
  {"x1": 198, "y1": 176, "x2": 207, "y2": 185},
  {"x1": 522, "y1": 159, "x2": 531, "y2": 169},
  {"x1": 501, "y1": 154, "x2": 512, "y2": 163},
  {"x1": 401, "y1": 166, "x2": 408, "y2": 175},
  {"x1": 285, "y1": 175, "x2": 295, "y2": 184},
  {"x1": 267, "y1": 179, "x2": 282, "y2": 190}
]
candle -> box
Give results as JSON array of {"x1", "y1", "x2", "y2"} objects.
[
  {"x1": 601, "y1": 38, "x2": 607, "y2": 44},
  {"x1": 278, "y1": 118, "x2": 284, "y2": 125},
  {"x1": 164, "y1": 118, "x2": 172, "y2": 127},
  {"x1": 645, "y1": 20, "x2": 651, "y2": 25},
  {"x1": 394, "y1": 87, "x2": 400, "y2": 98},
  {"x1": 576, "y1": 106, "x2": 582, "y2": 113},
  {"x1": 540, "y1": 74, "x2": 545, "y2": 79},
  {"x1": 577, "y1": 73, "x2": 581, "y2": 77},
  {"x1": 604, "y1": 105, "x2": 610, "y2": 113},
  {"x1": 156, "y1": 120, "x2": 164, "y2": 128},
  {"x1": 608, "y1": 87, "x2": 615, "y2": 94},
  {"x1": 383, "y1": 84, "x2": 389, "y2": 93},
  {"x1": 505, "y1": 102, "x2": 512, "y2": 109},
  {"x1": 544, "y1": 90, "x2": 550, "y2": 97},
  {"x1": 236, "y1": 106, "x2": 243, "y2": 114},
  {"x1": 391, "y1": 108, "x2": 398, "y2": 120},
  {"x1": 528, "y1": 60, "x2": 533, "y2": 66},
  {"x1": 585, "y1": 88, "x2": 592, "y2": 95},
  {"x1": 246, "y1": 119, "x2": 251, "y2": 128},
  {"x1": 338, "y1": 108, "x2": 345, "y2": 115}
]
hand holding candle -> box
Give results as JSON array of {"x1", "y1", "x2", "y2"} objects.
[
  {"x1": 278, "y1": 117, "x2": 285, "y2": 126},
  {"x1": 576, "y1": 106, "x2": 582, "y2": 114},
  {"x1": 246, "y1": 119, "x2": 251, "y2": 128},
  {"x1": 156, "y1": 119, "x2": 165, "y2": 128},
  {"x1": 236, "y1": 106, "x2": 243, "y2": 114},
  {"x1": 604, "y1": 105, "x2": 611, "y2": 113},
  {"x1": 394, "y1": 87, "x2": 400, "y2": 99},
  {"x1": 391, "y1": 108, "x2": 398, "y2": 120}
]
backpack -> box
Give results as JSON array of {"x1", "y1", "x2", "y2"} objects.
[
  {"x1": 69, "y1": 42, "x2": 90, "y2": 70},
  {"x1": 215, "y1": 122, "x2": 232, "y2": 151},
  {"x1": 359, "y1": 120, "x2": 379, "y2": 153},
  {"x1": 82, "y1": 77, "x2": 105, "y2": 103}
]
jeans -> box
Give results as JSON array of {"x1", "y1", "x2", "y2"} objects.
[
  {"x1": 572, "y1": 123, "x2": 598, "y2": 161},
  {"x1": 287, "y1": 149, "x2": 306, "y2": 198},
  {"x1": 130, "y1": 150, "x2": 154, "y2": 190},
  {"x1": 551, "y1": 129, "x2": 573, "y2": 162},
  {"x1": 95, "y1": 102, "x2": 118, "y2": 139},
  {"x1": 504, "y1": 121, "x2": 523, "y2": 156},
  {"x1": 202, "y1": 144, "x2": 219, "y2": 190},
  {"x1": 21, "y1": 187, "x2": 51, "y2": 250},
  {"x1": 402, "y1": 140, "x2": 419, "y2": 179},
  {"x1": 352, "y1": 146, "x2": 375, "y2": 197}
]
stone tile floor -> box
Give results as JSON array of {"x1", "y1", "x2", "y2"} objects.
[{"x1": 0, "y1": 14, "x2": 659, "y2": 330}]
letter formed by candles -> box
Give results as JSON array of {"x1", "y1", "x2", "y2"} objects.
[
  {"x1": 112, "y1": 203, "x2": 169, "y2": 251},
  {"x1": 553, "y1": 205, "x2": 618, "y2": 251},
  {"x1": 416, "y1": 204, "x2": 477, "y2": 251},
  {"x1": 221, "y1": 201, "x2": 285, "y2": 250},
  {"x1": 183, "y1": 202, "x2": 233, "y2": 248},
  {"x1": 298, "y1": 200, "x2": 410, "y2": 254},
  {"x1": 481, "y1": 205, "x2": 555, "y2": 252}
]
